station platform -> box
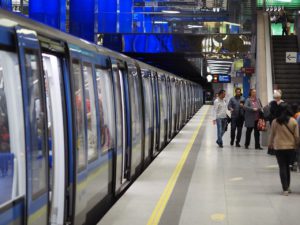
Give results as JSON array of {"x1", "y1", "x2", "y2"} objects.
[{"x1": 98, "y1": 105, "x2": 300, "y2": 225}]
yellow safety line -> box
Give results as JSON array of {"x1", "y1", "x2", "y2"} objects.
[
  {"x1": 28, "y1": 205, "x2": 47, "y2": 224},
  {"x1": 147, "y1": 107, "x2": 210, "y2": 225}
]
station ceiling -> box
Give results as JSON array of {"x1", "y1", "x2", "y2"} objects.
[{"x1": 123, "y1": 0, "x2": 256, "y2": 85}]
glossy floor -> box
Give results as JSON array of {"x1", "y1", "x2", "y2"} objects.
[{"x1": 98, "y1": 105, "x2": 300, "y2": 225}]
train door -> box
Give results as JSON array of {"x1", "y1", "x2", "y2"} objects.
[
  {"x1": 166, "y1": 77, "x2": 172, "y2": 141},
  {"x1": 176, "y1": 80, "x2": 181, "y2": 131},
  {"x1": 112, "y1": 60, "x2": 130, "y2": 193},
  {"x1": 171, "y1": 78, "x2": 177, "y2": 137},
  {"x1": 41, "y1": 52, "x2": 67, "y2": 225},
  {"x1": 68, "y1": 48, "x2": 88, "y2": 225},
  {"x1": 158, "y1": 74, "x2": 167, "y2": 149},
  {"x1": 152, "y1": 72, "x2": 160, "y2": 156},
  {"x1": 0, "y1": 40, "x2": 26, "y2": 224},
  {"x1": 141, "y1": 69, "x2": 154, "y2": 163},
  {"x1": 15, "y1": 27, "x2": 49, "y2": 225},
  {"x1": 86, "y1": 57, "x2": 115, "y2": 225},
  {"x1": 127, "y1": 63, "x2": 143, "y2": 176}
]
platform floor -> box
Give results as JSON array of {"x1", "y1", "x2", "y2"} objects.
[{"x1": 98, "y1": 105, "x2": 300, "y2": 225}]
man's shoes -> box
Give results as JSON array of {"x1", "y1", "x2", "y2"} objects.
[
  {"x1": 245, "y1": 145, "x2": 249, "y2": 149},
  {"x1": 236, "y1": 143, "x2": 241, "y2": 147},
  {"x1": 230, "y1": 141, "x2": 234, "y2": 146},
  {"x1": 255, "y1": 147, "x2": 263, "y2": 150},
  {"x1": 216, "y1": 141, "x2": 223, "y2": 148}
]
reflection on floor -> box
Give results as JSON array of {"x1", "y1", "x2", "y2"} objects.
[{"x1": 98, "y1": 105, "x2": 300, "y2": 225}]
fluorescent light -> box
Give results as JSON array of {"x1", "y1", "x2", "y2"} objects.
[
  {"x1": 207, "y1": 60, "x2": 233, "y2": 64},
  {"x1": 162, "y1": 10, "x2": 180, "y2": 14},
  {"x1": 154, "y1": 21, "x2": 168, "y2": 24},
  {"x1": 188, "y1": 25, "x2": 203, "y2": 29},
  {"x1": 223, "y1": 22, "x2": 241, "y2": 27}
]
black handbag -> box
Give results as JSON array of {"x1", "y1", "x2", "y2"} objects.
[{"x1": 224, "y1": 116, "x2": 231, "y2": 132}]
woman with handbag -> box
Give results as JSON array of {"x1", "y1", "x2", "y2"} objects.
[
  {"x1": 269, "y1": 103, "x2": 299, "y2": 196},
  {"x1": 244, "y1": 89, "x2": 264, "y2": 150}
]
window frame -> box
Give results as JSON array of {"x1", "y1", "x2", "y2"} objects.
[
  {"x1": 94, "y1": 64, "x2": 115, "y2": 155},
  {"x1": 82, "y1": 62, "x2": 99, "y2": 163},
  {"x1": 24, "y1": 48, "x2": 48, "y2": 200},
  {"x1": 71, "y1": 59, "x2": 87, "y2": 172}
]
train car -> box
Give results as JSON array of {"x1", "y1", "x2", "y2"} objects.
[{"x1": 0, "y1": 9, "x2": 203, "y2": 225}]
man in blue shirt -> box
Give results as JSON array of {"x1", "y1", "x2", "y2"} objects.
[{"x1": 228, "y1": 88, "x2": 245, "y2": 147}]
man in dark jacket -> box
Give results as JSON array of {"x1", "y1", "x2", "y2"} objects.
[
  {"x1": 278, "y1": 10, "x2": 288, "y2": 36},
  {"x1": 228, "y1": 88, "x2": 245, "y2": 147}
]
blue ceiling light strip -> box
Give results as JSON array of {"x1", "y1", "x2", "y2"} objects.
[
  {"x1": 70, "y1": 0, "x2": 95, "y2": 41},
  {"x1": 29, "y1": 0, "x2": 66, "y2": 31},
  {"x1": 123, "y1": 34, "x2": 174, "y2": 53},
  {"x1": 0, "y1": 0, "x2": 12, "y2": 10},
  {"x1": 144, "y1": 1, "x2": 153, "y2": 33},
  {"x1": 133, "y1": 6, "x2": 144, "y2": 33},
  {"x1": 98, "y1": 0, "x2": 117, "y2": 33}
]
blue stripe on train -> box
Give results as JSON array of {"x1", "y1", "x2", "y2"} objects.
[
  {"x1": 28, "y1": 194, "x2": 47, "y2": 215},
  {"x1": 0, "y1": 201, "x2": 24, "y2": 225}
]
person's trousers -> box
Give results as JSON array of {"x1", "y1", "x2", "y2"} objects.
[
  {"x1": 216, "y1": 118, "x2": 227, "y2": 145},
  {"x1": 245, "y1": 120, "x2": 260, "y2": 148},
  {"x1": 282, "y1": 27, "x2": 288, "y2": 36},
  {"x1": 276, "y1": 150, "x2": 295, "y2": 191},
  {"x1": 230, "y1": 118, "x2": 243, "y2": 145}
]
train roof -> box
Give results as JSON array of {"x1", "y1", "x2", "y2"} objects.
[{"x1": 0, "y1": 9, "x2": 198, "y2": 85}]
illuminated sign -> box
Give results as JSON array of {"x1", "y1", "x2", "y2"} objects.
[
  {"x1": 212, "y1": 74, "x2": 231, "y2": 83},
  {"x1": 257, "y1": 0, "x2": 300, "y2": 8},
  {"x1": 242, "y1": 67, "x2": 255, "y2": 74},
  {"x1": 219, "y1": 75, "x2": 231, "y2": 83}
]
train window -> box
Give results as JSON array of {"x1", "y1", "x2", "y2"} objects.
[
  {"x1": 82, "y1": 63, "x2": 98, "y2": 162},
  {"x1": 24, "y1": 50, "x2": 47, "y2": 198},
  {"x1": 95, "y1": 67, "x2": 115, "y2": 153},
  {"x1": 72, "y1": 60, "x2": 86, "y2": 171},
  {"x1": 128, "y1": 65, "x2": 142, "y2": 150},
  {"x1": 141, "y1": 70, "x2": 153, "y2": 155},
  {"x1": 0, "y1": 50, "x2": 25, "y2": 206},
  {"x1": 112, "y1": 67, "x2": 123, "y2": 152}
]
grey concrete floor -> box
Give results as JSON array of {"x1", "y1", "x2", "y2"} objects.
[{"x1": 98, "y1": 105, "x2": 300, "y2": 225}]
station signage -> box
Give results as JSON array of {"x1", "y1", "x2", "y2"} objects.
[
  {"x1": 212, "y1": 74, "x2": 231, "y2": 83},
  {"x1": 286, "y1": 52, "x2": 297, "y2": 63},
  {"x1": 285, "y1": 52, "x2": 300, "y2": 63},
  {"x1": 241, "y1": 67, "x2": 255, "y2": 74}
]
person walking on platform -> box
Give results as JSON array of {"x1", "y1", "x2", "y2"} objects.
[
  {"x1": 269, "y1": 90, "x2": 284, "y2": 124},
  {"x1": 228, "y1": 87, "x2": 245, "y2": 147},
  {"x1": 244, "y1": 89, "x2": 263, "y2": 150},
  {"x1": 213, "y1": 90, "x2": 227, "y2": 148},
  {"x1": 266, "y1": 90, "x2": 284, "y2": 155},
  {"x1": 292, "y1": 103, "x2": 300, "y2": 171},
  {"x1": 269, "y1": 103, "x2": 299, "y2": 196}
]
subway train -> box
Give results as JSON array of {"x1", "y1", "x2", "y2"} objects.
[{"x1": 0, "y1": 9, "x2": 203, "y2": 225}]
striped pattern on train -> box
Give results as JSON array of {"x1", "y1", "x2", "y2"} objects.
[{"x1": 0, "y1": 9, "x2": 203, "y2": 225}]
